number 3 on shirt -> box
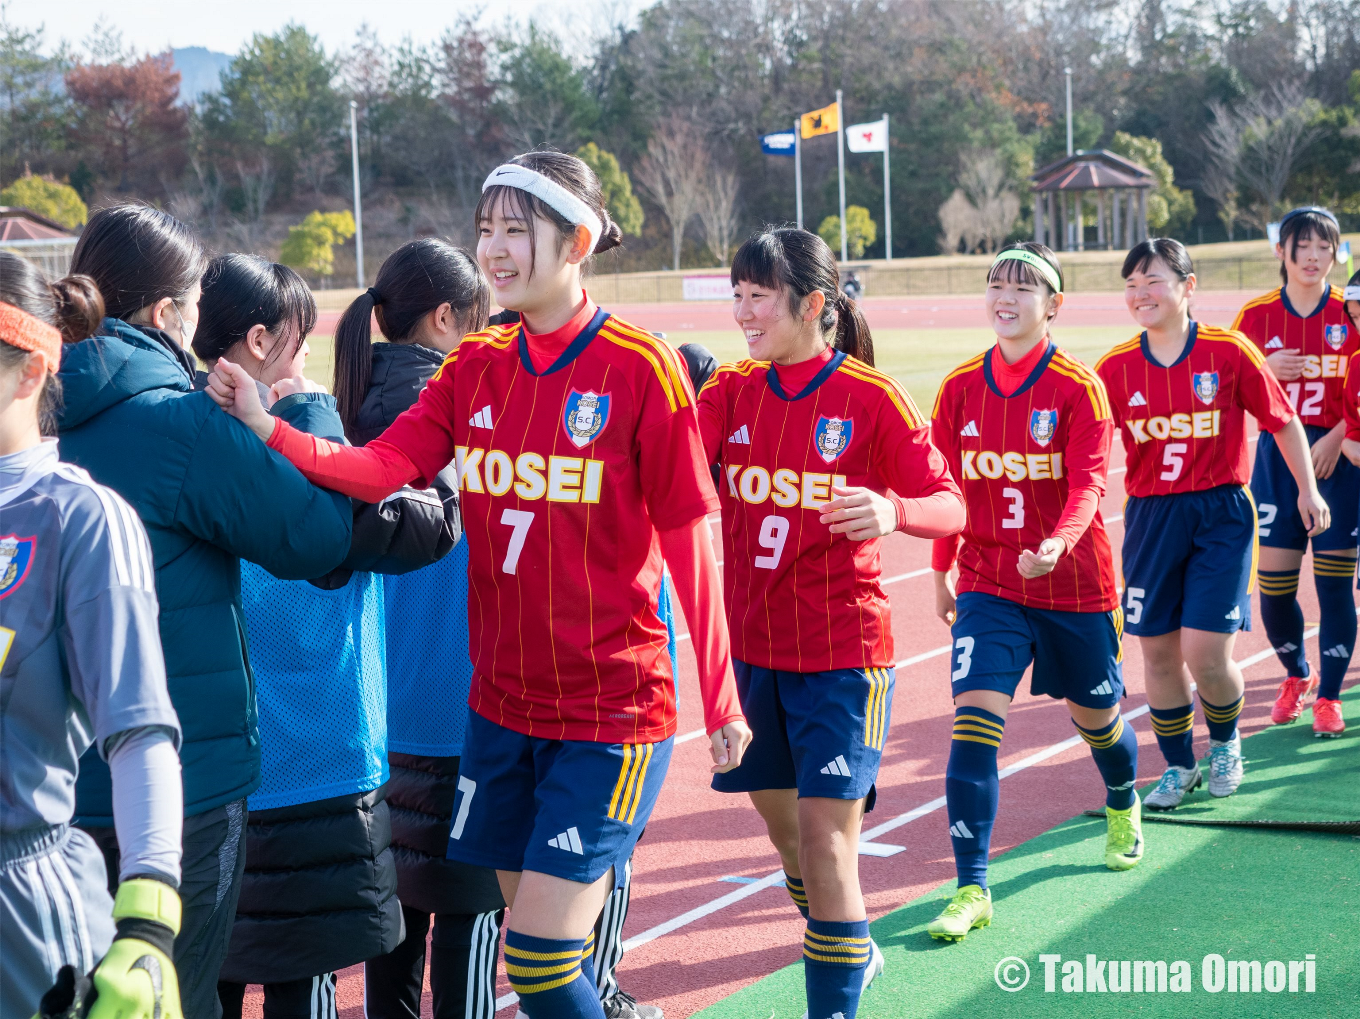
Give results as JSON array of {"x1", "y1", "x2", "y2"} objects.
[{"x1": 499, "y1": 509, "x2": 534, "y2": 574}]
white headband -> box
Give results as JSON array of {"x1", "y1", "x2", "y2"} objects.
[
  {"x1": 482, "y1": 164, "x2": 602, "y2": 254},
  {"x1": 1346, "y1": 285, "x2": 1360, "y2": 301}
]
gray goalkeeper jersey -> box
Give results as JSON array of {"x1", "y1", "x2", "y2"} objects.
[{"x1": 0, "y1": 440, "x2": 180, "y2": 834}]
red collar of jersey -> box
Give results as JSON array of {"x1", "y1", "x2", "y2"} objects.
[
  {"x1": 988, "y1": 336, "x2": 1050, "y2": 397},
  {"x1": 521, "y1": 292, "x2": 600, "y2": 372},
  {"x1": 770, "y1": 345, "x2": 836, "y2": 392}
]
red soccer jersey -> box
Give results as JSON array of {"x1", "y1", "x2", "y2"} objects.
[
  {"x1": 1232, "y1": 286, "x2": 1355, "y2": 428},
  {"x1": 1096, "y1": 323, "x2": 1296, "y2": 497},
  {"x1": 376, "y1": 309, "x2": 719, "y2": 743},
  {"x1": 931, "y1": 343, "x2": 1119, "y2": 612},
  {"x1": 697, "y1": 351, "x2": 957, "y2": 672}
]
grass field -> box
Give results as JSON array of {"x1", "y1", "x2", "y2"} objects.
[{"x1": 300, "y1": 325, "x2": 1135, "y2": 410}]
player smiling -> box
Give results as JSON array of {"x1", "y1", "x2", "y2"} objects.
[
  {"x1": 206, "y1": 150, "x2": 750, "y2": 1019},
  {"x1": 700, "y1": 228, "x2": 964, "y2": 1019},
  {"x1": 930, "y1": 242, "x2": 1142, "y2": 944},
  {"x1": 1097, "y1": 238, "x2": 1319, "y2": 807},
  {"x1": 1231, "y1": 207, "x2": 1355, "y2": 733}
]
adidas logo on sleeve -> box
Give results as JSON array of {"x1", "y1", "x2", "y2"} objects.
[
  {"x1": 960, "y1": 420, "x2": 979, "y2": 437},
  {"x1": 1089, "y1": 680, "x2": 1114, "y2": 696},
  {"x1": 819, "y1": 755, "x2": 852, "y2": 777},
  {"x1": 949, "y1": 820, "x2": 975, "y2": 839},
  {"x1": 728, "y1": 424, "x2": 751, "y2": 444},
  {"x1": 1127, "y1": 391, "x2": 1147, "y2": 407},
  {"x1": 469, "y1": 405, "x2": 494, "y2": 429},
  {"x1": 548, "y1": 826, "x2": 584, "y2": 854}
]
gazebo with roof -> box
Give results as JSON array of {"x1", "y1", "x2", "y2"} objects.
[{"x1": 1030, "y1": 150, "x2": 1156, "y2": 252}]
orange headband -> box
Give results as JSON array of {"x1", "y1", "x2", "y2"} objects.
[{"x1": 0, "y1": 301, "x2": 62, "y2": 370}]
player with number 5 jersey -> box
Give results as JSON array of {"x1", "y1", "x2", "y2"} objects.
[
  {"x1": 207, "y1": 151, "x2": 750, "y2": 1019},
  {"x1": 929, "y1": 243, "x2": 1142, "y2": 946},
  {"x1": 1097, "y1": 239, "x2": 1316, "y2": 812},
  {"x1": 701, "y1": 228, "x2": 963, "y2": 1019}
]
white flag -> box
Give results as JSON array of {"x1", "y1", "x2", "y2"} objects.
[{"x1": 845, "y1": 118, "x2": 888, "y2": 153}]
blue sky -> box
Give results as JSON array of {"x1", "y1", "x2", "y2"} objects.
[{"x1": 22, "y1": 1, "x2": 647, "y2": 57}]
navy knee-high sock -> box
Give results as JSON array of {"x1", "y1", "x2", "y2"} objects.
[
  {"x1": 944, "y1": 707, "x2": 1004, "y2": 890},
  {"x1": 1074, "y1": 715, "x2": 1139, "y2": 810},
  {"x1": 784, "y1": 874, "x2": 810, "y2": 919},
  {"x1": 1313, "y1": 554, "x2": 1357, "y2": 700},
  {"x1": 1148, "y1": 703, "x2": 1196, "y2": 769},
  {"x1": 1257, "y1": 569, "x2": 1309, "y2": 678},
  {"x1": 1199, "y1": 694, "x2": 1243, "y2": 743},
  {"x1": 803, "y1": 918, "x2": 872, "y2": 1019},
  {"x1": 503, "y1": 931, "x2": 604, "y2": 1019}
]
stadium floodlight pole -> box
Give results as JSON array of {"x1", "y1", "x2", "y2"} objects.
[
  {"x1": 350, "y1": 99, "x2": 365, "y2": 290},
  {"x1": 882, "y1": 112, "x2": 892, "y2": 261},
  {"x1": 1064, "y1": 67, "x2": 1074, "y2": 156},
  {"x1": 795, "y1": 117, "x2": 804, "y2": 230},
  {"x1": 836, "y1": 89, "x2": 847, "y2": 261}
]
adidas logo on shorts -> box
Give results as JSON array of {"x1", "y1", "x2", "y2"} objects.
[
  {"x1": 469, "y1": 405, "x2": 494, "y2": 429},
  {"x1": 1225, "y1": 605, "x2": 1241, "y2": 620},
  {"x1": 548, "y1": 826, "x2": 584, "y2": 854},
  {"x1": 1322, "y1": 644, "x2": 1351, "y2": 658},
  {"x1": 728, "y1": 424, "x2": 751, "y2": 444},
  {"x1": 960, "y1": 420, "x2": 979, "y2": 437},
  {"x1": 1090, "y1": 680, "x2": 1114, "y2": 696},
  {"x1": 1266, "y1": 336, "x2": 1284, "y2": 350},
  {"x1": 820, "y1": 755, "x2": 852, "y2": 777},
  {"x1": 949, "y1": 820, "x2": 975, "y2": 839}
]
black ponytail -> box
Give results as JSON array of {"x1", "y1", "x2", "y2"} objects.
[
  {"x1": 730, "y1": 227, "x2": 874, "y2": 366},
  {"x1": 333, "y1": 238, "x2": 490, "y2": 438}
]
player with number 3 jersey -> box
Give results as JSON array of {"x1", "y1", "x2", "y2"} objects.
[
  {"x1": 929, "y1": 243, "x2": 1143, "y2": 945},
  {"x1": 207, "y1": 151, "x2": 750, "y2": 1019},
  {"x1": 701, "y1": 229, "x2": 963, "y2": 1019},
  {"x1": 1098, "y1": 239, "x2": 1316, "y2": 811}
]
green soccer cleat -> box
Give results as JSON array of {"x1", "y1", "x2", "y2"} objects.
[
  {"x1": 1105, "y1": 794, "x2": 1145, "y2": 871},
  {"x1": 927, "y1": 884, "x2": 993, "y2": 942}
]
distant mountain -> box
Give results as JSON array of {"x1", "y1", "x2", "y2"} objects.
[{"x1": 171, "y1": 47, "x2": 233, "y2": 103}]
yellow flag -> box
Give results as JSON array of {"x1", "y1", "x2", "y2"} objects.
[{"x1": 800, "y1": 102, "x2": 839, "y2": 139}]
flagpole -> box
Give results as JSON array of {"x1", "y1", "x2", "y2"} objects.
[
  {"x1": 350, "y1": 99, "x2": 365, "y2": 289},
  {"x1": 836, "y1": 89, "x2": 847, "y2": 261},
  {"x1": 882, "y1": 113, "x2": 892, "y2": 262},
  {"x1": 794, "y1": 118, "x2": 803, "y2": 230}
]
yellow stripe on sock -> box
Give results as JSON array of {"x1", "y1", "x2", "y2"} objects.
[
  {"x1": 504, "y1": 947, "x2": 582, "y2": 962},
  {"x1": 952, "y1": 732, "x2": 1002, "y2": 747},
  {"x1": 1201, "y1": 697, "x2": 1244, "y2": 722},
  {"x1": 1150, "y1": 716, "x2": 1194, "y2": 736},
  {"x1": 504, "y1": 960, "x2": 582, "y2": 978},
  {"x1": 803, "y1": 948, "x2": 873, "y2": 964},
  {"x1": 508, "y1": 970, "x2": 584, "y2": 994},
  {"x1": 955, "y1": 713, "x2": 1005, "y2": 735},
  {"x1": 1077, "y1": 716, "x2": 1125, "y2": 749},
  {"x1": 804, "y1": 931, "x2": 873, "y2": 946}
]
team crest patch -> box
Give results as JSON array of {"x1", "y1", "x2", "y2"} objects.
[
  {"x1": 0, "y1": 535, "x2": 35, "y2": 601},
  {"x1": 1326, "y1": 324, "x2": 1348, "y2": 350},
  {"x1": 1029, "y1": 408, "x2": 1058, "y2": 447},
  {"x1": 1192, "y1": 371, "x2": 1219, "y2": 405},
  {"x1": 563, "y1": 389, "x2": 611, "y2": 448},
  {"x1": 814, "y1": 416, "x2": 853, "y2": 463}
]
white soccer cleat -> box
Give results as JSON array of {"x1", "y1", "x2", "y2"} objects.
[
  {"x1": 1143, "y1": 764, "x2": 1202, "y2": 810},
  {"x1": 801, "y1": 938, "x2": 885, "y2": 1019},
  {"x1": 1207, "y1": 735, "x2": 1244, "y2": 797}
]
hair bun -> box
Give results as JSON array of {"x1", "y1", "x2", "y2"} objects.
[
  {"x1": 50, "y1": 274, "x2": 105, "y2": 343},
  {"x1": 594, "y1": 216, "x2": 624, "y2": 255}
]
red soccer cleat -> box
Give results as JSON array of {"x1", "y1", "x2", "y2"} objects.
[
  {"x1": 1312, "y1": 698, "x2": 1345, "y2": 738},
  {"x1": 1271, "y1": 676, "x2": 1318, "y2": 724}
]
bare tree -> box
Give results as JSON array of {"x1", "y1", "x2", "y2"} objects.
[
  {"x1": 1202, "y1": 101, "x2": 1242, "y2": 241},
  {"x1": 229, "y1": 156, "x2": 275, "y2": 250},
  {"x1": 938, "y1": 189, "x2": 981, "y2": 254},
  {"x1": 696, "y1": 164, "x2": 740, "y2": 267},
  {"x1": 636, "y1": 117, "x2": 708, "y2": 271},
  {"x1": 958, "y1": 150, "x2": 1020, "y2": 254}
]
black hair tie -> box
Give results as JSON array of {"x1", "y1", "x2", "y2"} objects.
[{"x1": 366, "y1": 287, "x2": 383, "y2": 304}]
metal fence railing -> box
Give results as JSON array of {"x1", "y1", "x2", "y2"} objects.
[{"x1": 2, "y1": 237, "x2": 79, "y2": 277}]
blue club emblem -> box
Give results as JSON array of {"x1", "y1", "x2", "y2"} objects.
[
  {"x1": 1325, "y1": 324, "x2": 1348, "y2": 350},
  {"x1": 0, "y1": 535, "x2": 35, "y2": 601},
  {"x1": 814, "y1": 416, "x2": 853, "y2": 463},
  {"x1": 1193, "y1": 371, "x2": 1219, "y2": 405},
  {"x1": 563, "y1": 389, "x2": 611, "y2": 448},
  {"x1": 1029, "y1": 408, "x2": 1058, "y2": 447}
]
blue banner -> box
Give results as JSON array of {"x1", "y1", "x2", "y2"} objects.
[{"x1": 761, "y1": 131, "x2": 796, "y2": 157}]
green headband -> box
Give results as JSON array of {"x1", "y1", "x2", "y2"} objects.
[{"x1": 991, "y1": 249, "x2": 1062, "y2": 293}]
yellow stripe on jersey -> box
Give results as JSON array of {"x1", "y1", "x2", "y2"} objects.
[
  {"x1": 1094, "y1": 334, "x2": 1143, "y2": 372},
  {"x1": 1048, "y1": 354, "x2": 1112, "y2": 420},
  {"x1": 430, "y1": 324, "x2": 516, "y2": 383},
  {"x1": 1230, "y1": 289, "x2": 1280, "y2": 330},
  {"x1": 600, "y1": 321, "x2": 692, "y2": 411},
  {"x1": 932, "y1": 353, "x2": 987, "y2": 419},
  {"x1": 838, "y1": 361, "x2": 928, "y2": 428},
  {"x1": 700, "y1": 359, "x2": 766, "y2": 396},
  {"x1": 1198, "y1": 324, "x2": 1269, "y2": 368}
]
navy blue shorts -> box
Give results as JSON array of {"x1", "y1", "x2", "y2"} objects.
[
  {"x1": 710, "y1": 660, "x2": 894, "y2": 802},
  {"x1": 446, "y1": 711, "x2": 672, "y2": 887},
  {"x1": 1251, "y1": 427, "x2": 1360, "y2": 551},
  {"x1": 950, "y1": 591, "x2": 1125, "y2": 708},
  {"x1": 1121, "y1": 485, "x2": 1257, "y2": 637}
]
